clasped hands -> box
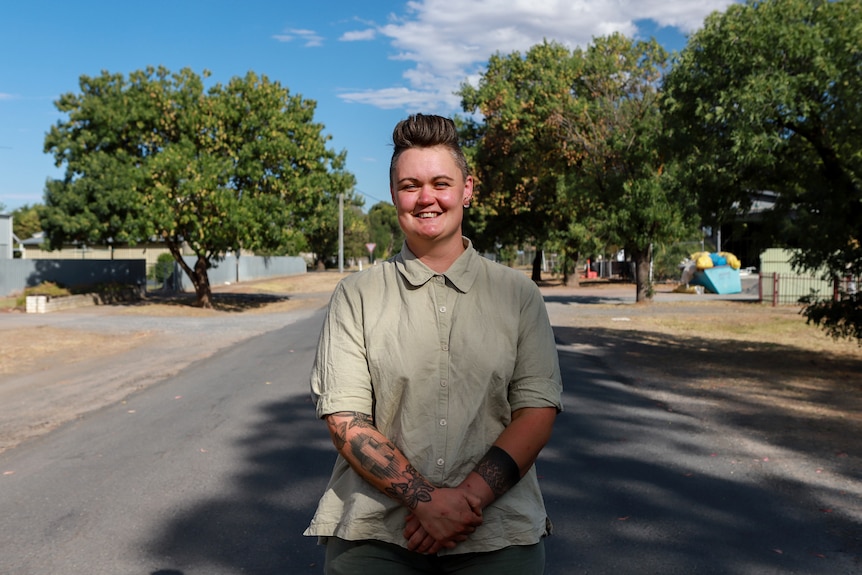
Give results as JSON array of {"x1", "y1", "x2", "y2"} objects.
[{"x1": 403, "y1": 485, "x2": 483, "y2": 555}]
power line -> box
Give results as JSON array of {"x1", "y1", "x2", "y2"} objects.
[{"x1": 354, "y1": 188, "x2": 389, "y2": 206}]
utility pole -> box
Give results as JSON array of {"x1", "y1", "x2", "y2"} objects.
[{"x1": 338, "y1": 193, "x2": 344, "y2": 273}]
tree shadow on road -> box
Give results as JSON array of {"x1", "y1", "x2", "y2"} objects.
[
  {"x1": 144, "y1": 393, "x2": 333, "y2": 574},
  {"x1": 543, "y1": 342, "x2": 861, "y2": 573},
  {"x1": 141, "y1": 325, "x2": 860, "y2": 574},
  {"x1": 552, "y1": 324, "x2": 862, "y2": 480}
]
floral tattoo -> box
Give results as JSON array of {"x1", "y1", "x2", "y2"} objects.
[{"x1": 384, "y1": 464, "x2": 436, "y2": 509}]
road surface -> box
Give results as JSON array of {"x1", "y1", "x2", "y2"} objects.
[{"x1": 1, "y1": 294, "x2": 859, "y2": 574}]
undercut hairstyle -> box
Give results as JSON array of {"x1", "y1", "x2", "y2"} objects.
[{"x1": 389, "y1": 113, "x2": 470, "y2": 187}]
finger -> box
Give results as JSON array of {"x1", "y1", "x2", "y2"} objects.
[
  {"x1": 418, "y1": 534, "x2": 437, "y2": 555},
  {"x1": 403, "y1": 519, "x2": 421, "y2": 540},
  {"x1": 408, "y1": 526, "x2": 434, "y2": 552}
]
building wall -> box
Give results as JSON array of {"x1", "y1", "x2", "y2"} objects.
[
  {"x1": 21, "y1": 243, "x2": 176, "y2": 274},
  {"x1": 760, "y1": 248, "x2": 834, "y2": 303},
  {"x1": 0, "y1": 215, "x2": 12, "y2": 260}
]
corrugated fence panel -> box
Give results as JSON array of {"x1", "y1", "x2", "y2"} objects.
[
  {"x1": 172, "y1": 255, "x2": 306, "y2": 292},
  {"x1": 0, "y1": 259, "x2": 146, "y2": 296}
]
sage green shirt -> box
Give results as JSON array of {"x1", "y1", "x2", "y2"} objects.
[{"x1": 304, "y1": 239, "x2": 563, "y2": 555}]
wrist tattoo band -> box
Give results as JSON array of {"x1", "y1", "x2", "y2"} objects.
[{"x1": 475, "y1": 445, "x2": 521, "y2": 498}]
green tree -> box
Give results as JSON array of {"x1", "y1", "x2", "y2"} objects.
[
  {"x1": 460, "y1": 42, "x2": 582, "y2": 282},
  {"x1": 42, "y1": 67, "x2": 354, "y2": 307},
  {"x1": 663, "y1": 0, "x2": 862, "y2": 340},
  {"x1": 302, "y1": 191, "x2": 364, "y2": 269},
  {"x1": 462, "y1": 37, "x2": 693, "y2": 298},
  {"x1": 558, "y1": 34, "x2": 696, "y2": 301},
  {"x1": 10, "y1": 204, "x2": 42, "y2": 240},
  {"x1": 367, "y1": 201, "x2": 403, "y2": 261}
]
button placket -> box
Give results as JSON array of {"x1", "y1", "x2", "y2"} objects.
[{"x1": 432, "y1": 276, "x2": 452, "y2": 480}]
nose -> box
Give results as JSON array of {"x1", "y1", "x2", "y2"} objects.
[{"x1": 416, "y1": 183, "x2": 435, "y2": 204}]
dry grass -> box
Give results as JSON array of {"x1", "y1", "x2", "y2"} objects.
[
  {"x1": 0, "y1": 327, "x2": 155, "y2": 376},
  {"x1": 0, "y1": 271, "x2": 349, "y2": 375}
]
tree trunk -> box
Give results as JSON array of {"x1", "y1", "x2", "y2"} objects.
[
  {"x1": 190, "y1": 256, "x2": 213, "y2": 308},
  {"x1": 562, "y1": 250, "x2": 580, "y2": 287},
  {"x1": 166, "y1": 240, "x2": 213, "y2": 308},
  {"x1": 531, "y1": 249, "x2": 543, "y2": 282},
  {"x1": 631, "y1": 244, "x2": 653, "y2": 303}
]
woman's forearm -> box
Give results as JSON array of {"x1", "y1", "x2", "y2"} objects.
[
  {"x1": 458, "y1": 406, "x2": 558, "y2": 508},
  {"x1": 325, "y1": 411, "x2": 436, "y2": 509}
]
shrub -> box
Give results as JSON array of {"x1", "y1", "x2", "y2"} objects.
[
  {"x1": 15, "y1": 282, "x2": 71, "y2": 307},
  {"x1": 149, "y1": 253, "x2": 176, "y2": 286}
]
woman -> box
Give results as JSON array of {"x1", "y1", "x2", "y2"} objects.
[{"x1": 305, "y1": 113, "x2": 563, "y2": 574}]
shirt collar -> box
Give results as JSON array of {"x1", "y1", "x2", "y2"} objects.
[{"x1": 395, "y1": 238, "x2": 480, "y2": 293}]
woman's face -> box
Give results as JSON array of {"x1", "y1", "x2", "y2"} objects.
[{"x1": 390, "y1": 146, "x2": 473, "y2": 252}]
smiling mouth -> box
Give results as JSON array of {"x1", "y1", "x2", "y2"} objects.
[{"x1": 415, "y1": 212, "x2": 440, "y2": 219}]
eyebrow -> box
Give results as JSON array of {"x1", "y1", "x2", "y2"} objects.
[{"x1": 396, "y1": 175, "x2": 456, "y2": 185}]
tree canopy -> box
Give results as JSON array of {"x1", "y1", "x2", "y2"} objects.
[
  {"x1": 461, "y1": 36, "x2": 694, "y2": 299},
  {"x1": 367, "y1": 201, "x2": 403, "y2": 261},
  {"x1": 663, "y1": 0, "x2": 862, "y2": 340},
  {"x1": 42, "y1": 66, "x2": 355, "y2": 307},
  {"x1": 9, "y1": 204, "x2": 42, "y2": 241}
]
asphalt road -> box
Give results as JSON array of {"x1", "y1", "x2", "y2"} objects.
[{"x1": 1, "y1": 300, "x2": 859, "y2": 574}]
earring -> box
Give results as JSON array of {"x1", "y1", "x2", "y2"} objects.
[{"x1": 463, "y1": 202, "x2": 470, "y2": 208}]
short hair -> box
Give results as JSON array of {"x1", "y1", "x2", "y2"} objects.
[{"x1": 389, "y1": 114, "x2": 470, "y2": 187}]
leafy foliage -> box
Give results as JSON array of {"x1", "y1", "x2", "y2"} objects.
[
  {"x1": 42, "y1": 67, "x2": 355, "y2": 307},
  {"x1": 664, "y1": 0, "x2": 862, "y2": 340},
  {"x1": 802, "y1": 294, "x2": 862, "y2": 345},
  {"x1": 460, "y1": 36, "x2": 694, "y2": 297},
  {"x1": 9, "y1": 204, "x2": 42, "y2": 241},
  {"x1": 367, "y1": 202, "x2": 403, "y2": 261},
  {"x1": 148, "y1": 252, "x2": 176, "y2": 285}
]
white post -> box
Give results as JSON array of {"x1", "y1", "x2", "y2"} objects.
[{"x1": 338, "y1": 193, "x2": 344, "y2": 273}]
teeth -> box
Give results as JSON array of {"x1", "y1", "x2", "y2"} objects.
[{"x1": 417, "y1": 213, "x2": 438, "y2": 219}]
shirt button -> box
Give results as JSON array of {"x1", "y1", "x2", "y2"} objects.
[
  {"x1": 439, "y1": 306, "x2": 446, "y2": 313},
  {"x1": 439, "y1": 419, "x2": 447, "y2": 426},
  {"x1": 437, "y1": 458, "x2": 445, "y2": 466},
  {"x1": 442, "y1": 344, "x2": 449, "y2": 351},
  {"x1": 441, "y1": 380, "x2": 448, "y2": 387}
]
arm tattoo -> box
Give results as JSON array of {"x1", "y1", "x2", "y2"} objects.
[
  {"x1": 384, "y1": 464, "x2": 436, "y2": 509},
  {"x1": 328, "y1": 412, "x2": 374, "y2": 451},
  {"x1": 475, "y1": 446, "x2": 521, "y2": 498},
  {"x1": 328, "y1": 412, "x2": 435, "y2": 509}
]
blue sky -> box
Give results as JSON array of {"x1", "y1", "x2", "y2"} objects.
[{"x1": 0, "y1": 0, "x2": 737, "y2": 214}]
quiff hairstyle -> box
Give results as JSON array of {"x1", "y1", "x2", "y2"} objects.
[{"x1": 389, "y1": 113, "x2": 470, "y2": 187}]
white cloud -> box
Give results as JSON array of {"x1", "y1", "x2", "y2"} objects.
[
  {"x1": 339, "y1": 86, "x2": 453, "y2": 112},
  {"x1": 341, "y1": 0, "x2": 738, "y2": 111},
  {"x1": 340, "y1": 28, "x2": 377, "y2": 42},
  {"x1": 272, "y1": 28, "x2": 324, "y2": 47},
  {"x1": 0, "y1": 93, "x2": 17, "y2": 101}
]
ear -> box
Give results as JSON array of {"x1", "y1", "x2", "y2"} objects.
[{"x1": 463, "y1": 175, "x2": 474, "y2": 205}]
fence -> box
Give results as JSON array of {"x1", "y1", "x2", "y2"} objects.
[
  {"x1": 1, "y1": 254, "x2": 306, "y2": 297},
  {"x1": 760, "y1": 273, "x2": 857, "y2": 306},
  {"x1": 0, "y1": 259, "x2": 146, "y2": 297},
  {"x1": 165, "y1": 254, "x2": 306, "y2": 292}
]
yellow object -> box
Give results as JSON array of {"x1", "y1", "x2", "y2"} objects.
[
  {"x1": 695, "y1": 253, "x2": 714, "y2": 270},
  {"x1": 720, "y1": 251, "x2": 742, "y2": 269}
]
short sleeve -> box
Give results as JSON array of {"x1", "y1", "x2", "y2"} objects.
[
  {"x1": 507, "y1": 280, "x2": 563, "y2": 413},
  {"x1": 310, "y1": 281, "x2": 375, "y2": 419}
]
